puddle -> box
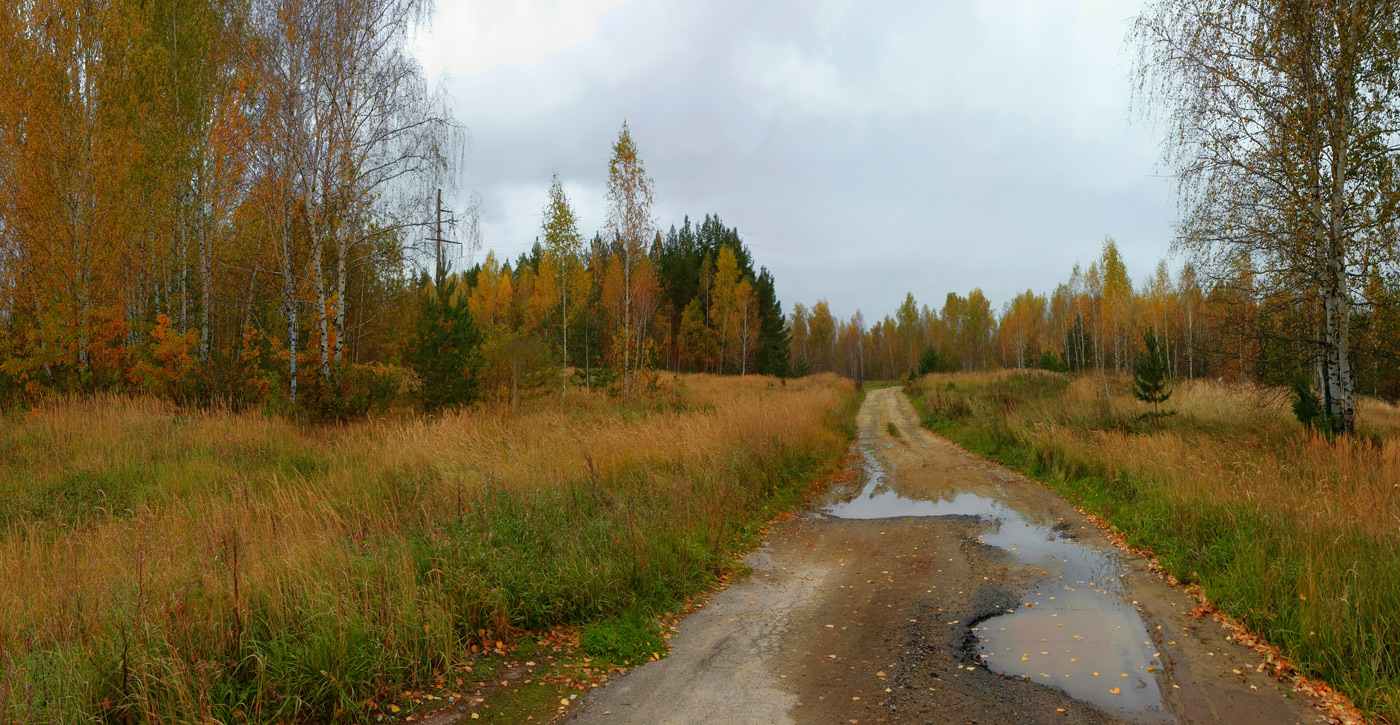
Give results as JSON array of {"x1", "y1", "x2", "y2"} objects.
[{"x1": 824, "y1": 445, "x2": 1169, "y2": 720}]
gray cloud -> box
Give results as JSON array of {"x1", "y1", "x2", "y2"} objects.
[{"x1": 423, "y1": 0, "x2": 1176, "y2": 318}]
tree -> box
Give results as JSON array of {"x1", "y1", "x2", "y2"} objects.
[
  {"x1": 711, "y1": 246, "x2": 740, "y2": 372},
  {"x1": 807, "y1": 301, "x2": 836, "y2": 373},
  {"x1": 603, "y1": 121, "x2": 656, "y2": 396},
  {"x1": 1132, "y1": 328, "x2": 1172, "y2": 419},
  {"x1": 753, "y1": 267, "x2": 791, "y2": 377},
  {"x1": 540, "y1": 174, "x2": 583, "y2": 397},
  {"x1": 252, "y1": 0, "x2": 460, "y2": 398},
  {"x1": 918, "y1": 344, "x2": 947, "y2": 376},
  {"x1": 1135, "y1": 0, "x2": 1400, "y2": 433},
  {"x1": 407, "y1": 271, "x2": 479, "y2": 413}
]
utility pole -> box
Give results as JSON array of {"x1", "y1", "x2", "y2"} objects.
[
  {"x1": 432, "y1": 188, "x2": 460, "y2": 284},
  {"x1": 435, "y1": 188, "x2": 443, "y2": 281}
]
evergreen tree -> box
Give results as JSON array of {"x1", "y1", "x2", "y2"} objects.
[
  {"x1": 1132, "y1": 328, "x2": 1172, "y2": 418},
  {"x1": 407, "y1": 270, "x2": 481, "y2": 413},
  {"x1": 918, "y1": 345, "x2": 944, "y2": 376},
  {"x1": 754, "y1": 267, "x2": 791, "y2": 377}
]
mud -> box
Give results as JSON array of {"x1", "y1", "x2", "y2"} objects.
[{"x1": 564, "y1": 387, "x2": 1328, "y2": 724}]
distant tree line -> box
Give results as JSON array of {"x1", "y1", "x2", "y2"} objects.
[{"x1": 792, "y1": 236, "x2": 1400, "y2": 412}]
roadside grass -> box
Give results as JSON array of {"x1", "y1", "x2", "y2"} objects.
[
  {"x1": 579, "y1": 607, "x2": 669, "y2": 666},
  {"x1": 907, "y1": 371, "x2": 1400, "y2": 722},
  {"x1": 0, "y1": 373, "x2": 855, "y2": 724}
]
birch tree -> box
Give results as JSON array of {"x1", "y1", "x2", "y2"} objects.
[
  {"x1": 540, "y1": 174, "x2": 583, "y2": 397},
  {"x1": 1135, "y1": 0, "x2": 1400, "y2": 432},
  {"x1": 603, "y1": 122, "x2": 655, "y2": 396}
]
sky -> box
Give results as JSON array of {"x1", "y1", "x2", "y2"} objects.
[{"x1": 412, "y1": 0, "x2": 1177, "y2": 320}]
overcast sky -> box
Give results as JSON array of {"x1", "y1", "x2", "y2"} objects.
[{"x1": 412, "y1": 0, "x2": 1176, "y2": 320}]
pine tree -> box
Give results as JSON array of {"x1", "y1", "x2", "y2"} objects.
[
  {"x1": 918, "y1": 344, "x2": 952, "y2": 376},
  {"x1": 408, "y1": 271, "x2": 481, "y2": 413},
  {"x1": 1132, "y1": 328, "x2": 1172, "y2": 419},
  {"x1": 754, "y1": 267, "x2": 791, "y2": 377}
]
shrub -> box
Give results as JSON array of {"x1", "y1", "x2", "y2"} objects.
[
  {"x1": 1291, "y1": 370, "x2": 1341, "y2": 435},
  {"x1": 294, "y1": 364, "x2": 405, "y2": 422}
]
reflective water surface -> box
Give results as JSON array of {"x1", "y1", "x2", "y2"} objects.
[{"x1": 824, "y1": 445, "x2": 1169, "y2": 719}]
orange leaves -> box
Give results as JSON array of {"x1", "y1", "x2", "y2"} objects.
[{"x1": 128, "y1": 314, "x2": 200, "y2": 397}]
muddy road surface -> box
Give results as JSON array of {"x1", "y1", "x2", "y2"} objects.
[{"x1": 565, "y1": 387, "x2": 1326, "y2": 724}]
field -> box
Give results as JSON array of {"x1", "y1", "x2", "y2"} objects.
[
  {"x1": 0, "y1": 374, "x2": 855, "y2": 723},
  {"x1": 909, "y1": 371, "x2": 1400, "y2": 721}
]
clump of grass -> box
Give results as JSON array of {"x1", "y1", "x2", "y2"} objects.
[
  {"x1": 909, "y1": 371, "x2": 1400, "y2": 722},
  {"x1": 0, "y1": 373, "x2": 855, "y2": 723},
  {"x1": 579, "y1": 607, "x2": 668, "y2": 666},
  {"x1": 887, "y1": 422, "x2": 900, "y2": 437}
]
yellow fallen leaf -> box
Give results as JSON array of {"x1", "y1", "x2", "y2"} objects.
[
  {"x1": 1092, "y1": 672, "x2": 1100, "y2": 676},
  {"x1": 390, "y1": 705, "x2": 401, "y2": 713},
  {"x1": 1110, "y1": 687, "x2": 1121, "y2": 695}
]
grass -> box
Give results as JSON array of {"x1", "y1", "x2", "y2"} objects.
[
  {"x1": 0, "y1": 373, "x2": 855, "y2": 723},
  {"x1": 907, "y1": 370, "x2": 1400, "y2": 722},
  {"x1": 578, "y1": 607, "x2": 669, "y2": 666}
]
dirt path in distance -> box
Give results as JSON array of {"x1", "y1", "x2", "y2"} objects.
[{"x1": 564, "y1": 387, "x2": 1328, "y2": 724}]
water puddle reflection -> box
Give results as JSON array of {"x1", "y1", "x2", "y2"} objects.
[{"x1": 824, "y1": 445, "x2": 1169, "y2": 720}]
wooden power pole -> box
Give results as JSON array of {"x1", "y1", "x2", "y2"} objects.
[{"x1": 432, "y1": 188, "x2": 459, "y2": 283}]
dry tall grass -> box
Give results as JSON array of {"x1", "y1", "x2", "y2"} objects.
[
  {"x1": 0, "y1": 373, "x2": 852, "y2": 723},
  {"x1": 1040, "y1": 375, "x2": 1399, "y2": 544}
]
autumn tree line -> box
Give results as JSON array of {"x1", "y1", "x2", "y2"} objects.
[
  {"x1": 0, "y1": 0, "x2": 790, "y2": 415},
  {"x1": 793, "y1": 0, "x2": 1400, "y2": 434},
  {"x1": 452, "y1": 167, "x2": 790, "y2": 407},
  {"x1": 791, "y1": 234, "x2": 1400, "y2": 411}
]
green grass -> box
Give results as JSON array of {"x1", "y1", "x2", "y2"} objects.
[
  {"x1": 908, "y1": 373, "x2": 1400, "y2": 722},
  {"x1": 580, "y1": 607, "x2": 669, "y2": 666}
]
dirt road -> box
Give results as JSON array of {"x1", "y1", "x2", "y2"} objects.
[{"x1": 566, "y1": 387, "x2": 1328, "y2": 724}]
